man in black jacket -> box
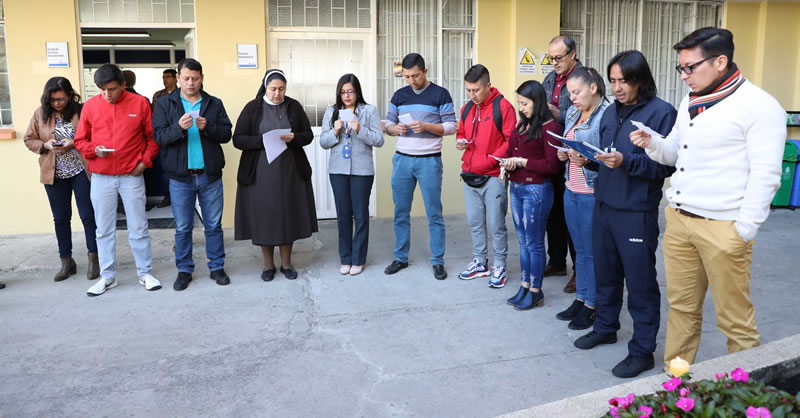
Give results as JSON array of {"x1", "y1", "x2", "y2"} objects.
[{"x1": 153, "y1": 58, "x2": 233, "y2": 291}]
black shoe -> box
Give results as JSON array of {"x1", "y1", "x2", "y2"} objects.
[
  {"x1": 54, "y1": 257, "x2": 77, "y2": 282},
  {"x1": 612, "y1": 354, "x2": 655, "y2": 378},
  {"x1": 280, "y1": 266, "x2": 298, "y2": 280},
  {"x1": 507, "y1": 286, "x2": 528, "y2": 305},
  {"x1": 384, "y1": 260, "x2": 409, "y2": 275},
  {"x1": 574, "y1": 330, "x2": 617, "y2": 350},
  {"x1": 156, "y1": 197, "x2": 170, "y2": 208},
  {"x1": 514, "y1": 289, "x2": 544, "y2": 310},
  {"x1": 556, "y1": 299, "x2": 584, "y2": 321},
  {"x1": 173, "y1": 272, "x2": 192, "y2": 291},
  {"x1": 210, "y1": 269, "x2": 230, "y2": 286},
  {"x1": 543, "y1": 264, "x2": 567, "y2": 277},
  {"x1": 0, "y1": 282, "x2": 5, "y2": 289},
  {"x1": 568, "y1": 305, "x2": 596, "y2": 330},
  {"x1": 432, "y1": 264, "x2": 447, "y2": 280},
  {"x1": 261, "y1": 267, "x2": 276, "y2": 282}
]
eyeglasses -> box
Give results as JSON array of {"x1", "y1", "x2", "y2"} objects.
[
  {"x1": 675, "y1": 55, "x2": 719, "y2": 75},
  {"x1": 340, "y1": 90, "x2": 356, "y2": 96},
  {"x1": 550, "y1": 51, "x2": 573, "y2": 63},
  {"x1": 50, "y1": 97, "x2": 69, "y2": 104}
]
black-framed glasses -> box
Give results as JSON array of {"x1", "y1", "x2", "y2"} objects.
[
  {"x1": 340, "y1": 90, "x2": 356, "y2": 96},
  {"x1": 50, "y1": 97, "x2": 69, "y2": 104},
  {"x1": 551, "y1": 52, "x2": 572, "y2": 63},
  {"x1": 675, "y1": 55, "x2": 719, "y2": 75}
]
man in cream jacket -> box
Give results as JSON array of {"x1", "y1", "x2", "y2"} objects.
[{"x1": 630, "y1": 27, "x2": 786, "y2": 369}]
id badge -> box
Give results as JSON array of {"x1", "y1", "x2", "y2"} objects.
[{"x1": 343, "y1": 142, "x2": 351, "y2": 159}]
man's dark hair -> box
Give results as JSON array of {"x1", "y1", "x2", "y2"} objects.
[
  {"x1": 607, "y1": 50, "x2": 658, "y2": 101},
  {"x1": 464, "y1": 64, "x2": 490, "y2": 85},
  {"x1": 177, "y1": 58, "x2": 203, "y2": 74},
  {"x1": 122, "y1": 70, "x2": 136, "y2": 88},
  {"x1": 94, "y1": 64, "x2": 124, "y2": 88},
  {"x1": 402, "y1": 53, "x2": 425, "y2": 71},
  {"x1": 673, "y1": 27, "x2": 734, "y2": 68},
  {"x1": 163, "y1": 68, "x2": 177, "y2": 77},
  {"x1": 550, "y1": 35, "x2": 577, "y2": 54}
]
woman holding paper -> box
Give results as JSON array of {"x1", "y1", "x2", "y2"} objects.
[
  {"x1": 23, "y1": 76, "x2": 99, "y2": 282},
  {"x1": 320, "y1": 74, "x2": 384, "y2": 276},
  {"x1": 500, "y1": 80, "x2": 561, "y2": 310},
  {"x1": 233, "y1": 69, "x2": 318, "y2": 282},
  {"x1": 553, "y1": 67, "x2": 610, "y2": 330}
]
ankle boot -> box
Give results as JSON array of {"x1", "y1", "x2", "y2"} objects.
[
  {"x1": 514, "y1": 288, "x2": 544, "y2": 310},
  {"x1": 506, "y1": 286, "x2": 528, "y2": 305},
  {"x1": 54, "y1": 257, "x2": 77, "y2": 282},
  {"x1": 87, "y1": 252, "x2": 100, "y2": 280}
]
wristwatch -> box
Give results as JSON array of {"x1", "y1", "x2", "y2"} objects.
[{"x1": 516, "y1": 158, "x2": 523, "y2": 168}]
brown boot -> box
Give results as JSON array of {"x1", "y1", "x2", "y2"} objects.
[
  {"x1": 54, "y1": 257, "x2": 77, "y2": 282},
  {"x1": 87, "y1": 252, "x2": 100, "y2": 280},
  {"x1": 563, "y1": 271, "x2": 577, "y2": 293}
]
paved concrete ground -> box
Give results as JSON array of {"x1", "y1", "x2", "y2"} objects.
[{"x1": 1, "y1": 207, "x2": 798, "y2": 417}]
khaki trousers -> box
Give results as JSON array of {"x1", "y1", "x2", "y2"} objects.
[{"x1": 662, "y1": 207, "x2": 759, "y2": 367}]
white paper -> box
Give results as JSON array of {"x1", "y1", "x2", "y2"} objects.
[
  {"x1": 338, "y1": 109, "x2": 354, "y2": 123},
  {"x1": 398, "y1": 113, "x2": 414, "y2": 125},
  {"x1": 547, "y1": 141, "x2": 571, "y2": 152},
  {"x1": 262, "y1": 128, "x2": 291, "y2": 164},
  {"x1": 631, "y1": 120, "x2": 664, "y2": 139},
  {"x1": 488, "y1": 154, "x2": 505, "y2": 162},
  {"x1": 188, "y1": 110, "x2": 200, "y2": 118},
  {"x1": 102, "y1": 149, "x2": 116, "y2": 152}
]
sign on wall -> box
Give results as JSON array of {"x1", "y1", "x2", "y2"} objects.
[
  {"x1": 540, "y1": 52, "x2": 555, "y2": 75},
  {"x1": 237, "y1": 44, "x2": 258, "y2": 69},
  {"x1": 46, "y1": 42, "x2": 69, "y2": 68},
  {"x1": 517, "y1": 47, "x2": 537, "y2": 75}
]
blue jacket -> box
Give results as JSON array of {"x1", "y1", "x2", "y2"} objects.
[
  {"x1": 594, "y1": 96, "x2": 677, "y2": 212},
  {"x1": 563, "y1": 100, "x2": 611, "y2": 188}
]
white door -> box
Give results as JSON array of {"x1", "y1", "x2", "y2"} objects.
[{"x1": 268, "y1": 32, "x2": 376, "y2": 220}]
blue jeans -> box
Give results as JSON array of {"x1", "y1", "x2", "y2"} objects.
[
  {"x1": 43, "y1": 172, "x2": 97, "y2": 258},
  {"x1": 564, "y1": 189, "x2": 596, "y2": 306},
  {"x1": 391, "y1": 153, "x2": 445, "y2": 265},
  {"x1": 510, "y1": 181, "x2": 553, "y2": 289},
  {"x1": 90, "y1": 173, "x2": 152, "y2": 280},
  {"x1": 169, "y1": 174, "x2": 225, "y2": 274},
  {"x1": 330, "y1": 174, "x2": 374, "y2": 266}
]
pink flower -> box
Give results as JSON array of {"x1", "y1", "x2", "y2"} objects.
[
  {"x1": 746, "y1": 406, "x2": 773, "y2": 418},
  {"x1": 662, "y1": 377, "x2": 683, "y2": 392},
  {"x1": 732, "y1": 368, "x2": 750, "y2": 382},
  {"x1": 715, "y1": 372, "x2": 728, "y2": 380},
  {"x1": 610, "y1": 406, "x2": 620, "y2": 418},
  {"x1": 660, "y1": 403, "x2": 667, "y2": 413},
  {"x1": 609, "y1": 397, "x2": 619, "y2": 407},
  {"x1": 679, "y1": 387, "x2": 691, "y2": 397},
  {"x1": 638, "y1": 405, "x2": 653, "y2": 417},
  {"x1": 675, "y1": 397, "x2": 695, "y2": 412},
  {"x1": 610, "y1": 394, "x2": 635, "y2": 409}
]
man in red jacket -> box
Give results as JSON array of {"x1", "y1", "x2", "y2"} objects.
[
  {"x1": 75, "y1": 64, "x2": 161, "y2": 296},
  {"x1": 455, "y1": 64, "x2": 516, "y2": 288}
]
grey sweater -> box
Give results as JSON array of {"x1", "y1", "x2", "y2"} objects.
[{"x1": 319, "y1": 103, "x2": 384, "y2": 176}]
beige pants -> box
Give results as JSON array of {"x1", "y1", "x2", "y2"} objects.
[{"x1": 662, "y1": 207, "x2": 759, "y2": 367}]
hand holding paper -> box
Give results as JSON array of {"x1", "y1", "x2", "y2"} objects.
[
  {"x1": 188, "y1": 110, "x2": 200, "y2": 119},
  {"x1": 546, "y1": 130, "x2": 603, "y2": 164},
  {"x1": 398, "y1": 113, "x2": 414, "y2": 126},
  {"x1": 338, "y1": 109, "x2": 354, "y2": 123},
  {"x1": 262, "y1": 128, "x2": 291, "y2": 164},
  {"x1": 631, "y1": 121, "x2": 662, "y2": 138},
  {"x1": 629, "y1": 121, "x2": 662, "y2": 149}
]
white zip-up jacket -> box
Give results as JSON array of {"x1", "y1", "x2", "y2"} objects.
[{"x1": 644, "y1": 80, "x2": 786, "y2": 242}]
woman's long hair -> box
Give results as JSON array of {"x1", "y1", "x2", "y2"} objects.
[
  {"x1": 40, "y1": 77, "x2": 81, "y2": 122},
  {"x1": 515, "y1": 80, "x2": 553, "y2": 142},
  {"x1": 330, "y1": 73, "x2": 368, "y2": 128}
]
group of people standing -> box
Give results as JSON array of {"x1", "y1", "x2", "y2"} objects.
[{"x1": 19, "y1": 26, "x2": 786, "y2": 380}]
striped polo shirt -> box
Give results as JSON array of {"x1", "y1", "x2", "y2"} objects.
[{"x1": 385, "y1": 82, "x2": 457, "y2": 155}]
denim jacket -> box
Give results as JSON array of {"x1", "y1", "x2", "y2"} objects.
[{"x1": 562, "y1": 100, "x2": 610, "y2": 188}]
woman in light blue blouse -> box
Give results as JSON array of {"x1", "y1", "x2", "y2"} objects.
[{"x1": 320, "y1": 73, "x2": 384, "y2": 276}]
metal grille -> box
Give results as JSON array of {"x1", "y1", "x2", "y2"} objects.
[
  {"x1": 0, "y1": 19, "x2": 11, "y2": 126},
  {"x1": 78, "y1": 0, "x2": 195, "y2": 24},
  {"x1": 268, "y1": 0, "x2": 371, "y2": 28}
]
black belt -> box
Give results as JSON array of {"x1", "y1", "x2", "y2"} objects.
[
  {"x1": 395, "y1": 151, "x2": 442, "y2": 158},
  {"x1": 677, "y1": 208, "x2": 706, "y2": 219},
  {"x1": 188, "y1": 169, "x2": 204, "y2": 176}
]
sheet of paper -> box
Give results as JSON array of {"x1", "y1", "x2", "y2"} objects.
[
  {"x1": 546, "y1": 130, "x2": 602, "y2": 164},
  {"x1": 188, "y1": 110, "x2": 200, "y2": 118},
  {"x1": 631, "y1": 120, "x2": 663, "y2": 139},
  {"x1": 103, "y1": 149, "x2": 116, "y2": 152},
  {"x1": 547, "y1": 141, "x2": 571, "y2": 152},
  {"x1": 398, "y1": 113, "x2": 414, "y2": 125},
  {"x1": 338, "y1": 109, "x2": 354, "y2": 123},
  {"x1": 488, "y1": 154, "x2": 505, "y2": 162},
  {"x1": 262, "y1": 128, "x2": 291, "y2": 164}
]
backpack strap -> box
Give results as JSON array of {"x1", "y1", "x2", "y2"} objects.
[{"x1": 460, "y1": 96, "x2": 505, "y2": 140}]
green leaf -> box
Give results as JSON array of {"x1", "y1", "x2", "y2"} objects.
[{"x1": 702, "y1": 400, "x2": 716, "y2": 418}]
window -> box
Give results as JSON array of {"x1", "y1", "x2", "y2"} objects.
[
  {"x1": 376, "y1": 0, "x2": 475, "y2": 119},
  {"x1": 268, "y1": 0, "x2": 371, "y2": 28},
  {"x1": 561, "y1": 0, "x2": 723, "y2": 106},
  {"x1": 0, "y1": 0, "x2": 11, "y2": 126},
  {"x1": 78, "y1": 0, "x2": 195, "y2": 24}
]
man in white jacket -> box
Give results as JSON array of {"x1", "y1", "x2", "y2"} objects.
[{"x1": 630, "y1": 27, "x2": 786, "y2": 369}]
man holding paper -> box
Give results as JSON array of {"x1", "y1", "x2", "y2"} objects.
[
  {"x1": 153, "y1": 58, "x2": 233, "y2": 291},
  {"x1": 75, "y1": 63, "x2": 161, "y2": 296},
  {"x1": 384, "y1": 53, "x2": 457, "y2": 280},
  {"x1": 630, "y1": 28, "x2": 787, "y2": 369}
]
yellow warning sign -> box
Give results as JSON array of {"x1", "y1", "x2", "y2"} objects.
[
  {"x1": 540, "y1": 54, "x2": 552, "y2": 66},
  {"x1": 517, "y1": 47, "x2": 537, "y2": 75},
  {"x1": 520, "y1": 50, "x2": 535, "y2": 65}
]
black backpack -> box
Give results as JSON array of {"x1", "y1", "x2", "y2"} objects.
[{"x1": 460, "y1": 94, "x2": 505, "y2": 140}]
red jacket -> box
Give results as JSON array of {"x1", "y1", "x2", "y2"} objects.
[
  {"x1": 75, "y1": 90, "x2": 158, "y2": 175},
  {"x1": 457, "y1": 87, "x2": 516, "y2": 177}
]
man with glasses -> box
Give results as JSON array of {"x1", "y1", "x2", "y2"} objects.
[
  {"x1": 542, "y1": 35, "x2": 582, "y2": 293},
  {"x1": 630, "y1": 27, "x2": 787, "y2": 370}
]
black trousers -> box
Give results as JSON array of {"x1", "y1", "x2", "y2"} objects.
[
  {"x1": 546, "y1": 168, "x2": 575, "y2": 269},
  {"x1": 592, "y1": 202, "x2": 661, "y2": 358},
  {"x1": 43, "y1": 173, "x2": 97, "y2": 258},
  {"x1": 330, "y1": 174, "x2": 374, "y2": 266}
]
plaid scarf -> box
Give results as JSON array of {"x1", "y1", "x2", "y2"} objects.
[{"x1": 688, "y1": 63, "x2": 745, "y2": 120}]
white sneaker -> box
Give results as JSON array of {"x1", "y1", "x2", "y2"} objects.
[
  {"x1": 87, "y1": 278, "x2": 118, "y2": 297},
  {"x1": 138, "y1": 273, "x2": 162, "y2": 291}
]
